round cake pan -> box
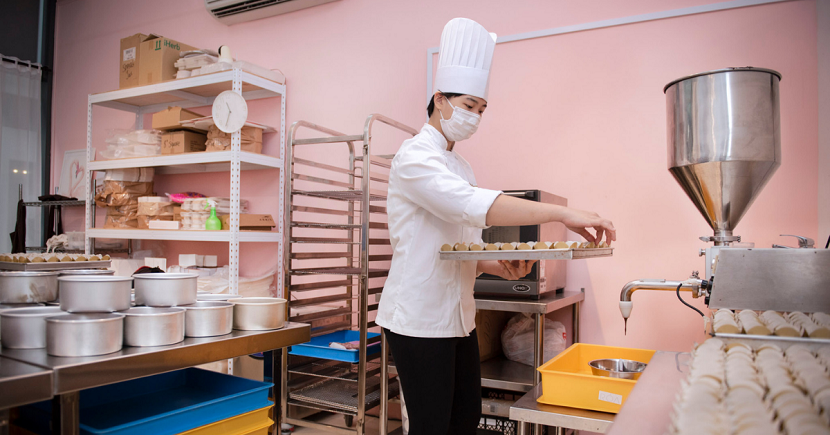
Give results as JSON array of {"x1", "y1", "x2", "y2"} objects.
[
  {"x1": 180, "y1": 301, "x2": 233, "y2": 337},
  {"x1": 58, "y1": 276, "x2": 132, "y2": 313},
  {"x1": 58, "y1": 269, "x2": 115, "y2": 276},
  {"x1": 123, "y1": 307, "x2": 185, "y2": 347},
  {"x1": 228, "y1": 297, "x2": 286, "y2": 331},
  {"x1": 589, "y1": 358, "x2": 648, "y2": 380},
  {"x1": 46, "y1": 313, "x2": 124, "y2": 357},
  {"x1": 0, "y1": 271, "x2": 59, "y2": 304},
  {"x1": 1, "y1": 306, "x2": 67, "y2": 349},
  {"x1": 134, "y1": 273, "x2": 198, "y2": 307},
  {"x1": 196, "y1": 293, "x2": 240, "y2": 302}
]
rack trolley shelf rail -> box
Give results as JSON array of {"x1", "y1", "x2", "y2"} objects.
[{"x1": 282, "y1": 114, "x2": 417, "y2": 435}]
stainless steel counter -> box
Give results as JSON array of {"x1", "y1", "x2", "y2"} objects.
[
  {"x1": 508, "y1": 351, "x2": 689, "y2": 435},
  {"x1": 475, "y1": 290, "x2": 584, "y2": 314},
  {"x1": 510, "y1": 384, "x2": 615, "y2": 434},
  {"x1": 0, "y1": 322, "x2": 310, "y2": 394},
  {"x1": 0, "y1": 322, "x2": 311, "y2": 435},
  {"x1": 0, "y1": 358, "x2": 53, "y2": 409},
  {"x1": 606, "y1": 351, "x2": 690, "y2": 435}
]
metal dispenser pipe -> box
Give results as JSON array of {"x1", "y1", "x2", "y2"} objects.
[{"x1": 619, "y1": 277, "x2": 705, "y2": 326}]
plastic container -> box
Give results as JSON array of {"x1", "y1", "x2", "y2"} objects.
[
  {"x1": 536, "y1": 343, "x2": 655, "y2": 413},
  {"x1": 289, "y1": 330, "x2": 382, "y2": 363},
  {"x1": 178, "y1": 405, "x2": 272, "y2": 435},
  {"x1": 17, "y1": 368, "x2": 273, "y2": 435}
]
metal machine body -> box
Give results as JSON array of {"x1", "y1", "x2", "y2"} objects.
[
  {"x1": 475, "y1": 190, "x2": 567, "y2": 299},
  {"x1": 619, "y1": 67, "x2": 830, "y2": 321}
]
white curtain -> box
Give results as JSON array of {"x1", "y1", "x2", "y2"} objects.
[{"x1": 0, "y1": 55, "x2": 42, "y2": 254}]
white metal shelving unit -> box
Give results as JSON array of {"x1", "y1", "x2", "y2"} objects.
[{"x1": 84, "y1": 69, "x2": 286, "y2": 294}]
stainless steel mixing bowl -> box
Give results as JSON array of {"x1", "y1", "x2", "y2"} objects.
[
  {"x1": 123, "y1": 307, "x2": 185, "y2": 347},
  {"x1": 589, "y1": 358, "x2": 648, "y2": 380}
]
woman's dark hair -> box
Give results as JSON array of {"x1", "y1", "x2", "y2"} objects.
[{"x1": 427, "y1": 92, "x2": 463, "y2": 118}]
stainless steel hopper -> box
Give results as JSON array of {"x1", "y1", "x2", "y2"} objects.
[{"x1": 664, "y1": 67, "x2": 782, "y2": 245}]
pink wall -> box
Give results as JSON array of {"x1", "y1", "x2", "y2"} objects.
[{"x1": 51, "y1": 0, "x2": 819, "y2": 351}]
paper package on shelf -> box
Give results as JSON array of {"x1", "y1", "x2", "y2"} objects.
[
  {"x1": 182, "y1": 197, "x2": 249, "y2": 214},
  {"x1": 100, "y1": 129, "x2": 162, "y2": 160},
  {"x1": 95, "y1": 181, "x2": 154, "y2": 207},
  {"x1": 194, "y1": 60, "x2": 285, "y2": 84},
  {"x1": 205, "y1": 125, "x2": 263, "y2": 154},
  {"x1": 137, "y1": 196, "x2": 176, "y2": 216},
  {"x1": 104, "y1": 207, "x2": 139, "y2": 229},
  {"x1": 170, "y1": 265, "x2": 276, "y2": 297},
  {"x1": 104, "y1": 168, "x2": 154, "y2": 183}
]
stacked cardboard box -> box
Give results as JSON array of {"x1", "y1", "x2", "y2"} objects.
[
  {"x1": 152, "y1": 107, "x2": 208, "y2": 155},
  {"x1": 119, "y1": 34, "x2": 197, "y2": 89}
]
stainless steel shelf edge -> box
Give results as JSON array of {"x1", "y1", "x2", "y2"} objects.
[
  {"x1": 475, "y1": 290, "x2": 585, "y2": 314},
  {"x1": 480, "y1": 356, "x2": 535, "y2": 392},
  {"x1": 0, "y1": 260, "x2": 111, "y2": 271},
  {"x1": 0, "y1": 323, "x2": 310, "y2": 394},
  {"x1": 440, "y1": 248, "x2": 613, "y2": 261},
  {"x1": 0, "y1": 357, "x2": 53, "y2": 409},
  {"x1": 510, "y1": 384, "x2": 616, "y2": 433}
]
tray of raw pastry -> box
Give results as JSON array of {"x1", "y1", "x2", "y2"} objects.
[
  {"x1": 710, "y1": 309, "x2": 830, "y2": 349},
  {"x1": 438, "y1": 241, "x2": 613, "y2": 261},
  {"x1": 667, "y1": 338, "x2": 830, "y2": 435},
  {"x1": 0, "y1": 253, "x2": 112, "y2": 271}
]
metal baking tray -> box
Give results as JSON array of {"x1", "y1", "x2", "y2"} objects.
[
  {"x1": 712, "y1": 332, "x2": 830, "y2": 350},
  {"x1": 439, "y1": 248, "x2": 613, "y2": 261},
  {"x1": 0, "y1": 260, "x2": 112, "y2": 271}
]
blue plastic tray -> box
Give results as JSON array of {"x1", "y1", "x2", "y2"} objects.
[
  {"x1": 289, "y1": 330, "x2": 381, "y2": 363},
  {"x1": 17, "y1": 368, "x2": 272, "y2": 435}
]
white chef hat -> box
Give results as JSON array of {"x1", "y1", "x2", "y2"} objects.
[{"x1": 434, "y1": 18, "x2": 497, "y2": 101}]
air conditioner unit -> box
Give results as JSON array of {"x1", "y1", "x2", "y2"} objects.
[{"x1": 205, "y1": 0, "x2": 340, "y2": 25}]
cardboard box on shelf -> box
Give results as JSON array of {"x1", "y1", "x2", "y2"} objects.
[
  {"x1": 120, "y1": 33, "x2": 154, "y2": 89},
  {"x1": 152, "y1": 107, "x2": 203, "y2": 131},
  {"x1": 219, "y1": 214, "x2": 275, "y2": 231},
  {"x1": 138, "y1": 35, "x2": 197, "y2": 86},
  {"x1": 161, "y1": 130, "x2": 207, "y2": 155}
]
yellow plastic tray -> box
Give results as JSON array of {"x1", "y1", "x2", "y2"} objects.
[
  {"x1": 537, "y1": 343, "x2": 655, "y2": 413},
  {"x1": 178, "y1": 405, "x2": 273, "y2": 435}
]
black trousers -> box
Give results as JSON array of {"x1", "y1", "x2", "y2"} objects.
[{"x1": 384, "y1": 328, "x2": 481, "y2": 435}]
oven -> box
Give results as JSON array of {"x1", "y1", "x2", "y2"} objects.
[{"x1": 474, "y1": 190, "x2": 568, "y2": 299}]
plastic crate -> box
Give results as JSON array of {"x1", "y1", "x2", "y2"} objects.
[
  {"x1": 179, "y1": 405, "x2": 273, "y2": 435},
  {"x1": 17, "y1": 368, "x2": 272, "y2": 435},
  {"x1": 289, "y1": 330, "x2": 381, "y2": 363},
  {"x1": 537, "y1": 343, "x2": 655, "y2": 413}
]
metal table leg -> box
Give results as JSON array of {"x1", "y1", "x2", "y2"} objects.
[
  {"x1": 573, "y1": 299, "x2": 581, "y2": 344},
  {"x1": 518, "y1": 421, "x2": 530, "y2": 435},
  {"x1": 0, "y1": 408, "x2": 9, "y2": 435},
  {"x1": 555, "y1": 426, "x2": 565, "y2": 435},
  {"x1": 533, "y1": 312, "x2": 545, "y2": 435},
  {"x1": 269, "y1": 349, "x2": 281, "y2": 431},
  {"x1": 51, "y1": 392, "x2": 79, "y2": 435}
]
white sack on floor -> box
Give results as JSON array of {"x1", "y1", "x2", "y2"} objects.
[{"x1": 501, "y1": 313, "x2": 566, "y2": 366}]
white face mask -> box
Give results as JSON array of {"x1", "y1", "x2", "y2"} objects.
[{"x1": 438, "y1": 99, "x2": 480, "y2": 142}]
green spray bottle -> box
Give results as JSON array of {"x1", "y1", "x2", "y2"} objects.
[{"x1": 205, "y1": 199, "x2": 222, "y2": 231}]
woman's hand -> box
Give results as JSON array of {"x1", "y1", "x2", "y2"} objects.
[
  {"x1": 477, "y1": 260, "x2": 537, "y2": 281},
  {"x1": 561, "y1": 208, "x2": 616, "y2": 246}
]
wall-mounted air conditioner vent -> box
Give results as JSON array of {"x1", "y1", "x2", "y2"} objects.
[{"x1": 205, "y1": 0, "x2": 340, "y2": 25}]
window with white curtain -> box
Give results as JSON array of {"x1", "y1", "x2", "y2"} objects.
[{"x1": 0, "y1": 55, "x2": 42, "y2": 254}]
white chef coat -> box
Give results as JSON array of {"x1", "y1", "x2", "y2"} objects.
[{"x1": 376, "y1": 123, "x2": 502, "y2": 338}]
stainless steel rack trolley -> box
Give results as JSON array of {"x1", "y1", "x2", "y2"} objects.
[{"x1": 282, "y1": 114, "x2": 418, "y2": 435}]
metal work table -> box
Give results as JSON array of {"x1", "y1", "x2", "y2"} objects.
[
  {"x1": 509, "y1": 351, "x2": 688, "y2": 435},
  {"x1": 605, "y1": 351, "x2": 689, "y2": 435},
  {"x1": 0, "y1": 322, "x2": 311, "y2": 435},
  {"x1": 475, "y1": 290, "x2": 584, "y2": 434},
  {"x1": 0, "y1": 358, "x2": 53, "y2": 409},
  {"x1": 510, "y1": 384, "x2": 615, "y2": 434}
]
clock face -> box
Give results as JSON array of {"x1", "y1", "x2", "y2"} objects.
[{"x1": 212, "y1": 90, "x2": 248, "y2": 134}]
